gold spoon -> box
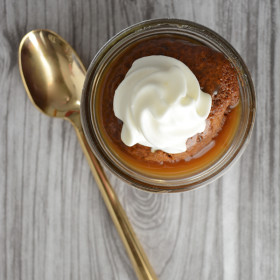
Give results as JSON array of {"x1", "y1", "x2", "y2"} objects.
[{"x1": 18, "y1": 29, "x2": 157, "y2": 280}]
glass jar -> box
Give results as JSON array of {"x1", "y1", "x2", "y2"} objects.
[{"x1": 81, "y1": 19, "x2": 256, "y2": 192}]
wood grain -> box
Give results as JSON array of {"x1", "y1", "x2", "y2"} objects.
[{"x1": 0, "y1": 0, "x2": 279, "y2": 279}]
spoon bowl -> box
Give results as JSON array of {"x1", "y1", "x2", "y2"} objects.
[
  {"x1": 19, "y1": 29, "x2": 157, "y2": 280},
  {"x1": 19, "y1": 29, "x2": 85, "y2": 118}
]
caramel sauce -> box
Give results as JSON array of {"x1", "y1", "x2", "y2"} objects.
[
  {"x1": 95, "y1": 34, "x2": 241, "y2": 178},
  {"x1": 98, "y1": 103, "x2": 240, "y2": 178}
]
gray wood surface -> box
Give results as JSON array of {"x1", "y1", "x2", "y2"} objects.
[{"x1": 0, "y1": 0, "x2": 279, "y2": 279}]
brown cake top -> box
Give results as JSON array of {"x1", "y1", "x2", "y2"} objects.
[{"x1": 98, "y1": 35, "x2": 240, "y2": 164}]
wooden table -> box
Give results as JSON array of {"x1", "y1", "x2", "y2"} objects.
[{"x1": 1, "y1": 0, "x2": 279, "y2": 279}]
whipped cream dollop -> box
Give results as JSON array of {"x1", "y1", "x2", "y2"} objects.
[{"x1": 113, "y1": 55, "x2": 212, "y2": 154}]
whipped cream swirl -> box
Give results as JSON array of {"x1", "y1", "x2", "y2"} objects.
[{"x1": 113, "y1": 55, "x2": 212, "y2": 154}]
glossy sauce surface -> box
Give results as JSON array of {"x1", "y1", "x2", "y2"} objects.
[{"x1": 96, "y1": 34, "x2": 241, "y2": 178}]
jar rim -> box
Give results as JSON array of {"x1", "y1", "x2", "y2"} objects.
[{"x1": 81, "y1": 18, "x2": 256, "y2": 193}]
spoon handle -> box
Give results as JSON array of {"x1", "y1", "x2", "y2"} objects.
[{"x1": 69, "y1": 113, "x2": 158, "y2": 280}]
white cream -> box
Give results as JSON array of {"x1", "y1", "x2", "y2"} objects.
[{"x1": 113, "y1": 55, "x2": 212, "y2": 154}]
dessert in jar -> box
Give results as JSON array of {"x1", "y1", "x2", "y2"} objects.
[
  {"x1": 97, "y1": 35, "x2": 240, "y2": 177},
  {"x1": 81, "y1": 19, "x2": 255, "y2": 192}
]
